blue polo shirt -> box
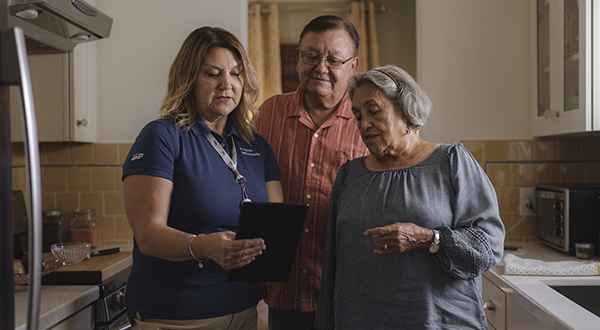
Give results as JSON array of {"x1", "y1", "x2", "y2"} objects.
[{"x1": 122, "y1": 117, "x2": 280, "y2": 321}]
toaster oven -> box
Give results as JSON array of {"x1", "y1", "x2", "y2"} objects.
[{"x1": 535, "y1": 183, "x2": 600, "y2": 255}]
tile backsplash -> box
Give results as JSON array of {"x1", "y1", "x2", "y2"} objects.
[
  {"x1": 11, "y1": 136, "x2": 600, "y2": 246},
  {"x1": 12, "y1": 142, "x2": 134, "y2": 247},
  {"x1": 461, "y1": 136, "x2": 600, "y2": 242}
]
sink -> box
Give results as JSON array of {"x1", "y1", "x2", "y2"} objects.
[{"x1": 550, "y1": 286, "x2": 600, "y2": 317}]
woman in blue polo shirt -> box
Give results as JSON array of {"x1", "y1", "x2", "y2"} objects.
[{"x1": 122, "y1": 27, "x2": 283, "y2": 330}]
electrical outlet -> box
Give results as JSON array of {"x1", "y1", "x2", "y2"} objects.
[{"x1": 519, "y1": 187, "x2": 535, "y2": 216}]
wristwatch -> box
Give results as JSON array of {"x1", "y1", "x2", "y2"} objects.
[{"x1": 428, "y1": 229, "x2": 440, "y2": 254}]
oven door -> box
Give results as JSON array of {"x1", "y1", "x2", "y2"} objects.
[
  {"x1": 95, "y1": 311, "x2": 130, "y2": 330},
  {"x1": 94, "y1": 267, "x2": 131, "y2": 330}
]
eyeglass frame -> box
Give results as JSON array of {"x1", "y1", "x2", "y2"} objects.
[{"x1": 299, "y1": 50, "x2": 354, "y2": 69}]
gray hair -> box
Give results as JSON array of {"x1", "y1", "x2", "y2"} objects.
[{"x1": 347, "y1": 65, "x2": 431, "y2": 131}]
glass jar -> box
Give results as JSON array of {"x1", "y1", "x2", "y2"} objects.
[
  {"x1": 70, "y1": 208, "x2": 100, "y2": 248},
  {"x1": 42, "y1": 209, "x2": 69, "y2": 252}
]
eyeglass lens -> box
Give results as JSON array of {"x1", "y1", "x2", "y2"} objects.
[{"x1": 301, "y1": 51, "x2": 351, "y2": 68}]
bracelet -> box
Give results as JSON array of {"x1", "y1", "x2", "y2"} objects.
[{"x1": 187, "y1": 234, "x2": 206, "y2": 268}]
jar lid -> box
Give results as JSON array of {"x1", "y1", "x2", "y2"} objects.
[
  {"x1": 43, "y1": 209, "x2": 62, "y2": 217},
  {"x1": 72, "y1": 208, "x2": 97, "y2": 216}
]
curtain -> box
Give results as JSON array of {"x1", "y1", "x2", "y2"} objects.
[
  {"x1": 248, "y1": 3, "x2": 282, "y2": 105},
  {"x1": 347, "y1": 1, "x2": 380, "y2": 73}
]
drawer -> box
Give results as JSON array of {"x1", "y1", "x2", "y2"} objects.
[{"x1": 482, "y1": 276, "x2": 506, "y2": 330}]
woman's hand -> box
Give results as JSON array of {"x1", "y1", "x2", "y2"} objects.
[
  {"x1": 192, "y1": 232, "x2": 266, "y2": 270},
  {"x1": 363, "y1": 222, "x2": 434, "y2": 255}
]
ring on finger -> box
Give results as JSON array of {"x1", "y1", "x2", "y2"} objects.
[{"x1": 384, "y1": 243, "x2": 389, "y2": 251}]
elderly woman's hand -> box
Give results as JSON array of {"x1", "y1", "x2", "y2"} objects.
[
  {"x1": 193, "y1": 231, "x2": 266, "y2": 270},
  {"x1": 364, "y1": 222, "x2": 435, "y2": 255}
]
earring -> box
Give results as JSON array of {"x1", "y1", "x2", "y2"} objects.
[{"x1": 406, "y1": 128, "x2": 411, "y2": 135}]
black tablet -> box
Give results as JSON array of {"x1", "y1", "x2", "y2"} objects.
[{"x1": 227, "y1": 202, "x2": 309, "y2": 282}]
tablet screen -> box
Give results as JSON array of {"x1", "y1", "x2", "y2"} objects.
[{"x1": 228, "y1": 202, "x2": 309, "y2": 282}]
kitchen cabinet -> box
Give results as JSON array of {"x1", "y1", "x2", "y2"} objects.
[
  {"x1": 506, "y1": 295, "x2": 553, "y2": 330},
  {"x1": 10, "y1": 42, "x2": 97, "y2": 142},
  {"x1": 49, "y1": 304, "x2": 94, "y2": 330},
  {"x1": 482, "y1": 276, "x2": 506, "y2": 330},
  {"x1": 483, "y1": 271, "x2": 556, "y2": 330},
  {"x1": 530, "y1": 0, "x2": 600, "y2": 137}
]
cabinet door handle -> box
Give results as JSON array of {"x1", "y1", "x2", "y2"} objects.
[
  {"x1": 543, "y1": 109, "x2": 560, "y2": 119},
  {"x1": 483, "y1": 300, "x2": 496, "y2": 311},
  {"x1": 77, "y1": 118, "x2": 88, "y2": 127}
]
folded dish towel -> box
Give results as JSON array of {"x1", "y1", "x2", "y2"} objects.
[{"x1": 504, "y1": 254, "x2": 600, "y2": 276}]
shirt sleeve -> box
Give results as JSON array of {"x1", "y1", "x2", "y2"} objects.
[
  {"x1": 255, "y1": 133, "x2": 280, "y2": 183},
  {"x1": 434, "y1": 144, "x2": 505, "y2": 280},
  {"x1": 122, "y1": 120, "x2": 179, "y2": 182},
  {"x1": 314, "y1": 162, "x2": 349, "y2": 330}
]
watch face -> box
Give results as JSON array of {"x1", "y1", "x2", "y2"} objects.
[{"x1": 429, "y1": 244, "x2": 440, "y2": 254}]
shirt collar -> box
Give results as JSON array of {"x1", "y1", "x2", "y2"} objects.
[
  {"x1": 289, "y1": 85, "x2": 353, "y2": 120},
  {"x1": 190, "y1": 117, "x2": 240, "y2": 140}
]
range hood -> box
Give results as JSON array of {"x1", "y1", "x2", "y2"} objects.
[{"x1": 8, "y1": 0, "x2": 112, "y2": 53}]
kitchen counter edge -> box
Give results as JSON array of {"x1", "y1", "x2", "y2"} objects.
[{"x1": 484, "y1": 241, "x2": 600, "y2": 330}]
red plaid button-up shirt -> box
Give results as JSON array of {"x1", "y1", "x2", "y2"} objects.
[{"x1": 256, "y1": 86, "x2": 368, "y2": 311}]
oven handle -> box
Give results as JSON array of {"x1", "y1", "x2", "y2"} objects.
[{"x1": 113, "y1": 323, "x2": 132, "y2": 330}]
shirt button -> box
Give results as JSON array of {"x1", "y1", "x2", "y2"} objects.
[
  {"x1": 314, "y1": 133, "x2": 319, "y2": 138},
  {"x1": 306, "y1": 194, "x2": 311, "y2": 199},
  {"x1": 302, "y1": 269, "x2": 307, "y2": 274},
  {"x1": 304, "y1": 228, "x2": 309, "y2": 233},
  {"x1": 310, "y1": 163, "x2": 315, "y2": 168},
  {"x1": 220, "y1": 143, "x2": 225, "y2": 147}
]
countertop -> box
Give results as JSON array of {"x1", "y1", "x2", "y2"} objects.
[
  {"x1": 14, "y1": 285, "x2": 99, "y2": 330},
  {"x1": 42, "y1": 246, "x2": 133, "y2": 285},
  {"x1": 485, "y1": 241, "x2": 600, "y2": 329},
  {"x1": 15, "y1": 245, "x2": 132, "y2": 329}
]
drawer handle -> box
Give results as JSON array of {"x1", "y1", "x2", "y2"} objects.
[{"x1": 483, "y1": 300, "x2": 496, "y2": 311}]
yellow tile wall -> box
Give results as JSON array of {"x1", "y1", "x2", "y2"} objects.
[
  {"x1": 11, "y1": 136, "x2": 600, "y2": 246},
  {"x1": 462, "y1": 136, "x2": 600, "y2": 242},
  {"x1": 11, "y1": 142, "x2": 134, "y2": 247}
]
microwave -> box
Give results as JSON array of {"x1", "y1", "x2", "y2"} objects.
[{"x1": 535, "y1": 183, "x2": 600, "y2": 255}]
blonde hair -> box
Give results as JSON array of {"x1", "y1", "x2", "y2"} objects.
[{"x1": 160, "y1": 27, "x2": 260, "y2": 144}]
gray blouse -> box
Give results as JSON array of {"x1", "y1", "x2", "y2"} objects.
[{"x1": 314, "y1": 143, "x2": 505, "y2": 330}]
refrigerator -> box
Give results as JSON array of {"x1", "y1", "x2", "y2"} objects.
[{"x1": 1, "y1": 0, "x2": 44, "y2": 328}]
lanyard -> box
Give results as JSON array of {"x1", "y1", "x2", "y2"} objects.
[{"x1": 204, "y1": 132, "x2": 251, "y2": 205}]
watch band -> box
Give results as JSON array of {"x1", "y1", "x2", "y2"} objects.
[{"x1": 428, "y1": 229, "x2": 440, "y2": 254}]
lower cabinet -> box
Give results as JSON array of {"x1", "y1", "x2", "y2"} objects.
[
  {"x1": 49, "y1": 305, "x2": 94, "y2": 330},
  {"x1": 483, "y1": 271, "x2": 554, "y2": 330},
  {"x1": 506, "y1": 295, "x2": 552, "y2": 330},
  {"x1": 482, "y1": 276, "x2": 506, "y2": 330}
]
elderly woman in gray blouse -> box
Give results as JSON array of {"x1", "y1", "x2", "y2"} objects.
[{"x1": 314, "y1": 65, "x2": 505, "y2": 330}]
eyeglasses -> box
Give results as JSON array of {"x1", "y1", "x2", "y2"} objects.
[{"x1": 300, "y1": 50, "x2": 354, "y2": 69}]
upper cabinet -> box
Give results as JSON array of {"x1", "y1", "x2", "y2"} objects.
[
  {"x1": 10, "y1": 42, "x2": 97, "y2": 143},
  {"x1": 531, "y1": 0, "x2": 600, "y2": 137}
]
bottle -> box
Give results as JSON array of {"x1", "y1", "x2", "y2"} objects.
[
  {"x1": 70, "y1": 208, "x2": 100, "y2": 248},
  {"x1": 42, "y1": 209, "x2": 68, "y2": 252}
]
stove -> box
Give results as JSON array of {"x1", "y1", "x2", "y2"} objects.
[{"x1": 94, "y1": 266, "x2": 131, "y2": 330}]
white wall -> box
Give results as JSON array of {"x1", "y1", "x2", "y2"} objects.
[
  {"x1": 416, "y1": 0, "x2": 532, "y2": 144},
  {"x1": 91, "y1": 0, "x2": 532, "y2": 143},
  {"x1": 92, "y1": 0, "x2": 248, "y2": 142}
]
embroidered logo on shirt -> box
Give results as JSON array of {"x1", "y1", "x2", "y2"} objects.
[
  {"x1": 131, "y1": 153, "x2": 144, "y2": 161},
  {"x1": 240, "y1": 147, "x2": 260, "y2": 157}
]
